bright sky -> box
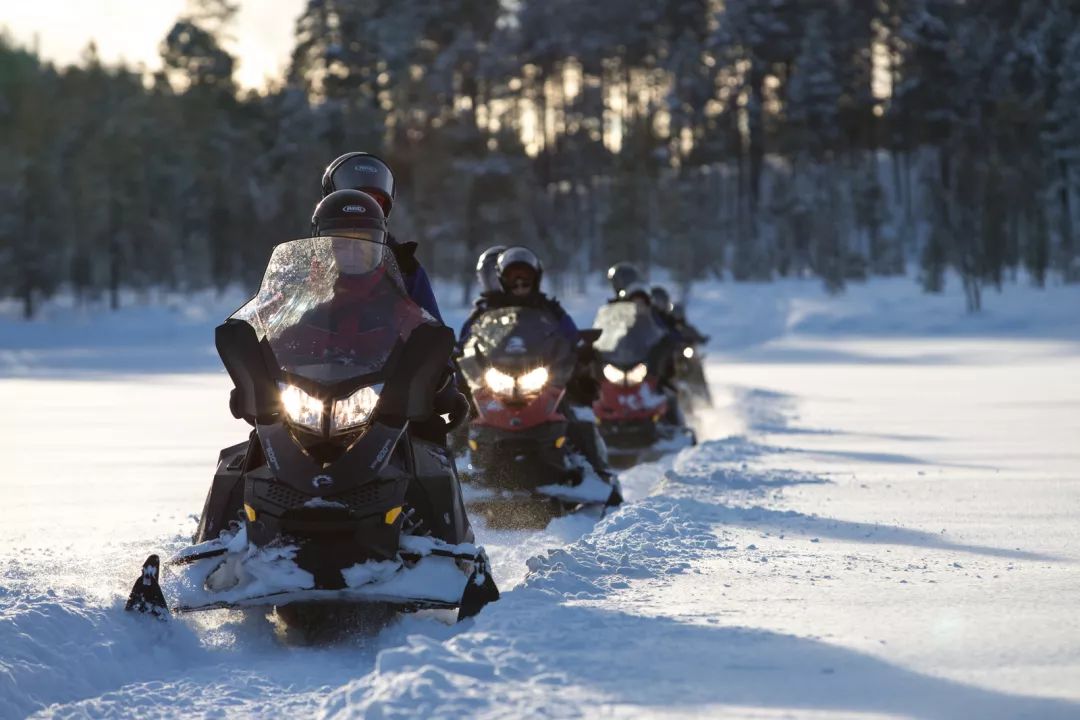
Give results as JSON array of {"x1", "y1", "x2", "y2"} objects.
[{"x1": 3, "y1": 0, "x2": 307, "y2": 90}]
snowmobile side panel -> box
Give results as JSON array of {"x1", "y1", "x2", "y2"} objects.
[
  {"x1": 193, "y1": 440, "x2": 252, "y2": 544},
  {"x1": 406, "y1": 437, "x2": 474, "y2": 545}
]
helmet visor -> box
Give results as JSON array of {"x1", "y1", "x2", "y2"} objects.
[
  {"x1": 329, "y1": 234, "x2": 386, "y2": 275},
  {"x1": 502, "y1": 264, "x2": 537, "y2": 292}
]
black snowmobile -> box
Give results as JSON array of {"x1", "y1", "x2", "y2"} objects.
[
  {"x1": 591, "y1": 301, "x2": 696, "y2": 463},
  {"x1": 457, "y1": 307, "x2": 621, "y2": 528},
  {"x1": 669, "y1": 302, "x2": 712, "y2": 411},
  {"x1": 127, "y1": 236, "x2": 498, "y2": 627}
]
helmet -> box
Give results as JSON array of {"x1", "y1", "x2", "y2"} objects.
[
  {"x1": 650, "y1": 286, "x2": 672, "y2": 312},
  {"x1": 620, "y1": 281, "x2": 651, "y2": 303},
  {"x1": 606, "y1": 262, "x2": 642, "y2": 296},
  {"x1": 321, "y1": 152, "x2": 397, "y2": 217},
  {"x1": 476, "y1": 245, "x2": 507, "y2": 293},
  {"x1": 497, "y1": 246, "x2": 543, "y2": 294},
  {"x1": 311, "y1": 189, "x2": 388, "y2": 241}
]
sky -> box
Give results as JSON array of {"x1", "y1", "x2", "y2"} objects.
[{"x1": 3, "y1": 0, "x2": 307, "y2": 90}]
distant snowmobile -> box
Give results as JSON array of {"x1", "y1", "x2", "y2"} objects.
[
  {"x1": 591, "y1": 300, "x2": 696, "y2": 459},
  {"x1": 457, "y1": 306, "x2": 622, "y2": 527},
  {"x1": 664, "y1": 297, "x2": 712, "y2": 410},
  {"x1": 127, "y1": 235, "x2": 499, "y2": 630}
]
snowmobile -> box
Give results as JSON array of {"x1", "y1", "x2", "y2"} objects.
[
  {"x1": 591, "y1": 301, "x2": 696, "y2": 461},
  {"x1": 670, "y1": 303, "x2": 712, "y2": 410},
  {"x1": 456, "y1": 306, "x2": 622, "y2": 528},
  {"x1": 127, "y1": 236, "x2": 499, "y2": 627}
]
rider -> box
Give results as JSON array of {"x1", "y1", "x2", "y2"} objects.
[
  {"x1": 460, "y1": 246, "x2": 616, "y2": 484},
  {"x1": 460, "y1": 247, "x2": 577, "y2": 343},
  {"x1": 651, "y1": 285, "x2": 709, "y2": 346},
  {"x1": 458, "y1": 245, "x2": 506, "y2": 354},
  {"x1": 321, "y1": 152, "x2": 444, "y2": 324},
  {"x1": 309, "y1": 190, "x2": 469, "y2": 442},
  {"x1": 649, "y1": 286, "x2": 678, "y2": 329},
  {"x1": 476, "y1": 245, "x2": 507, "y2": 296}
]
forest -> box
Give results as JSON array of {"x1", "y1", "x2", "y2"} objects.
[{"x1": 2, "y1": 0, "x2": 1079, "y2": 318}]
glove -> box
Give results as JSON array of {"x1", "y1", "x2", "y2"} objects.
[{"x1": 434, "y1": 374, "x2": 471, "y2": 431}]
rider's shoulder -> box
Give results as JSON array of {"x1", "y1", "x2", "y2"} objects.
[
  {"x1": 387, "y1": 233, "x2": 420, "y2": 274},
  {"x1": 538, "y1": 293, "x2": 567, "y2": 316}
]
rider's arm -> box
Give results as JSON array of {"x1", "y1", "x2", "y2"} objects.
[
  {"x1": 545, "y1": 297, "x2": 580, "y2": 341},
  {"x1": 404, "y1": 264, "x2": 445, "y2": 324},
  {"x1": 390, "y1": 236, "x2": 445, "y2": 324}
]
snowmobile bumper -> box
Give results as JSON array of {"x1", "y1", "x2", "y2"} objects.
[
  {"x1": 599, "y1": 417, "x2": 664, "y2": 448},
  {"x1": 466, "y1": 423, "x2": 619, "y2": 507},
  {"x1": 159, "y1": 528, "x2": 498, "y2": 621}
]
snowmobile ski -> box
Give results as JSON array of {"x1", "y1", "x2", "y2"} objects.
[{"x1": 125, "y1": 554, "x2": 169, "y2": 619}]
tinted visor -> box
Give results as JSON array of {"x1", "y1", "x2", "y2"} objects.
[{"x1": 502, "y1": 264, "x2": 537, "y2": 290}]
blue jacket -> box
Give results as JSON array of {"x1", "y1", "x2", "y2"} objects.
[
  {"x1": 403, "y1": 263, "x2": 444, "y2": 324},
  {"x1": 389, "y1": 236, "x2": 444, "y2": 324}
]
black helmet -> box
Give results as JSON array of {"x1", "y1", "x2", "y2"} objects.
[
  {"x1": 607, "y1": 262, "x2": 642, "y2": 296},
  {"x1": 497, "y1": 246, "x2": 543, "y2": 294},
  {"x1": 620, "y1": 281, "x2": 651, "y2": 303},
  {"x1": 321, "y1": 152, "x2": 397, "y2": 217},
  {"x1": 311, "y1": 189, "x2": 388, "y2": 241},
  {"x1": 650, "y1": 285, "x2": 672, "y2": 312},
  {"x1": 476, "y1": 245, "x2": 507, "y2": 293}
]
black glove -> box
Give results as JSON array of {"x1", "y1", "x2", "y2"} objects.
[{"x1": 434, "y1": 374, "x2": 471, "y2": 431}]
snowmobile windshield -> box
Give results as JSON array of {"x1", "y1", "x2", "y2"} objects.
[
  {"x1": 470, "y1": 306, "x2": 572, "y2": 371},
  {"x1": 231, "y1": 236, "x2": 434, "y2": 384},
  {"x1": 592, "y1": 301, "x2": 667, "y2": 367}
]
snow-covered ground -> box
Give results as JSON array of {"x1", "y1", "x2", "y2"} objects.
[{"x1": 2, "y1": 275, "x2": 1079, "y2": 718}]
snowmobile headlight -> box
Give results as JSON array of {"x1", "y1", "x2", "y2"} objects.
[
  {"x1": 626, "y1": 363, "x2": 648, "y2": 384},
  {"x1": 603, "y1": 364, "x2": 625, "y2": 384},
  {"x1": 485, "y1": 367, "x2": 516, "y2": 394},
  {"x1": 280, "y1": 384, "x2": 325, "y2": 432},
  {"x1": 331, "y1": 384, "x2": 381, "y2": 433},
  {"x1": 517, "y1": 366, "x2": 549, "y2": 393},
  {"x1": 683, "y1": 346, "x2": 695, "y2": 359}
]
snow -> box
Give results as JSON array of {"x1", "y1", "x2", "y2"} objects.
[{"x1": 2, "y1": 274, "x2": 1080, "y2": 718}]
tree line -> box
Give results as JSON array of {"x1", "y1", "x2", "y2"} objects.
[{"x1": 2, "y1": 0, "x2": 1078, "y2": 318}]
